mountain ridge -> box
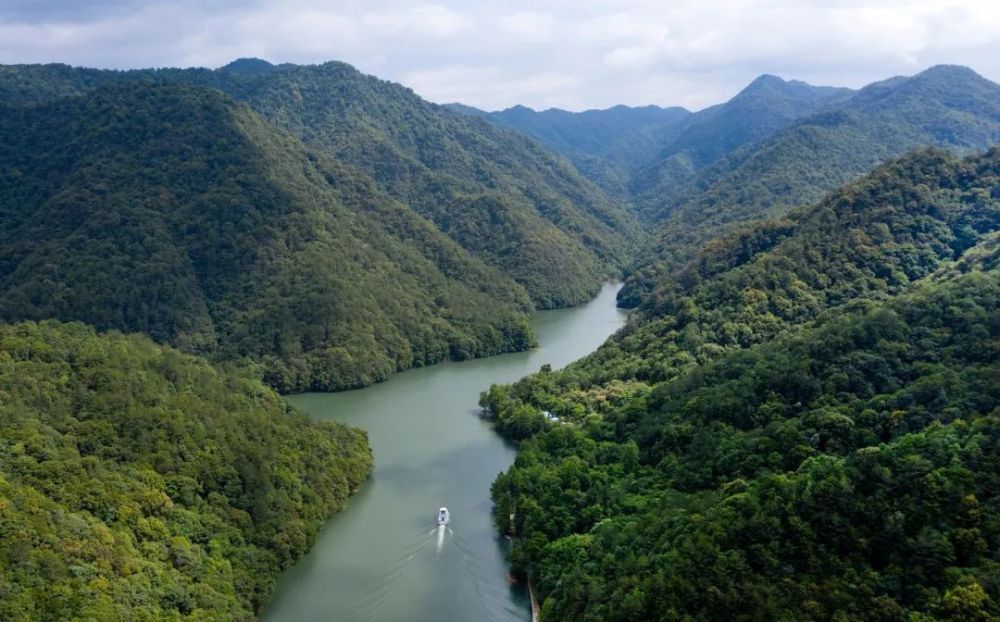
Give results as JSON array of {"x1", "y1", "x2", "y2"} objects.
[
  {"x1": 620, "y1": 64, "x2": 1000, "y2": 305},
  {"x1": 0, "y1": 58, "x2": 642, "y2": 309},
  {"x1": 0, "y1": 81, "x2": 538, "y2": 392}
]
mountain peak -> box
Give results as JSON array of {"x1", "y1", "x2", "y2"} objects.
[
  {"x1": 917, "y1": 64, "x2": 984, "y2": 79},
  {"x1": 499, "y1": 104, "x2": 537, "y2": 117},
  {"x1": 736, "y1": 73, "x2": 843, "y2": 100},
  {"x1": 745, "y1": 73, "x2": 787, "y2": 89},
  {"x1": 910, "y1": 64, "x2": 991, "y2": 87},
  {"x1": 724, "y1": 73, "x2": 852, "y2": 115},
  {"x1": 219, "y1": 57, "x2": 274, "y2": 74},
  {"x1": 850, "y1": 64, "x2": 1000, "y2": 111}
]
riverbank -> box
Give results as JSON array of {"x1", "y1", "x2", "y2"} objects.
[{"x1": 260, "y1": 284, "x2": 628, "y2": 622}]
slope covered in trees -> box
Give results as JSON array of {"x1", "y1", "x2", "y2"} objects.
[
  {"x1": 630, "y1": 74, "x2": 853, "y2": 214},
  {"x1": 455, "y1": 76, "x2": 848, "y2": 210},
  {"x1": 550, "y1": 148, "x2": 999, "y2": 390},
  {"x1": 0, "y1": 320, "x2": 372, "y2": 620},
  {"x1": 455, "y1": 104, "x2": 691, "y2": 200},
  {"x1": 480, "y1": 148, "x2": 1000, "y2": 620},
  {"x1": 0, "y1": 59, "x2": 641, "y2": 309},
  {"x1": 623, "y1": 65, "x2": 1000, "y2": 305},
  {"x1": 0, "y1": 82, "x2": 536, "y2": 391}
]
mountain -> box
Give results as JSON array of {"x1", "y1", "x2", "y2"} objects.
[
  {"x1": 0, "y1": 59, "x2": 642, "y2": 309},
  {"x1": 630, "y1": 75, "x2": 854, "y2": 212},
  {"x1": 0, "y1": 82, "x2": 537, "y2": 392},
  {"x1": 507, "y1": 147, "x2": 1000, "y2": 398},
  {"x1": 0, "y1": 320, "x2": 372, "y2": 620},
  {"x1": 622, "y1": 65, "x2": 1000, "y2": 305},
  {"x1": 490, "y1": 269, "x2": 1000, "y2": 621},
  {"x1": 485, "y1": 104, "x2": 691, "y2": 165},
  {"x1": 480, "y1": 147, "x2": 1000, "y2": 619},
  {"x1": 459, "y1": 104, "x2": 691, "y2": 199},
  {"x1": 454, "y1": 77, "x2": 847, "y2": 209}
]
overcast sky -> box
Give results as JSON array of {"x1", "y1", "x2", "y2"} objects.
[{"x1": 2, "y1": 0, "x2": 999, "y2": 111}]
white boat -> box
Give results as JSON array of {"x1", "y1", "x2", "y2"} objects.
[{"x1": 437, "y1": 507, "x2": 450, "y2": 525}]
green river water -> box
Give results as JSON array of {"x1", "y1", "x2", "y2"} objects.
[{"x1": 261, "y1": 283, "x2": 628, "y2": 622}]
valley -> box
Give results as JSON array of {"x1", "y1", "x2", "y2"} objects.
[{"x1": 0, "y1": 45, "x2": 998, "y2": 621}]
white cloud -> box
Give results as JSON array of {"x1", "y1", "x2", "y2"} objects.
[
  {"x1": 362, "y1": 4, "x2": 470, "y2": 38},
  {"x1": 0, "y1": 0, "x2": 998, "y2": 110},
  {"x1": 500, "y1": 12, "x2": 555, "y2": 41}
]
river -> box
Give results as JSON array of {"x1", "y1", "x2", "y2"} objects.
[{"x1": 261, "y1": 283, "x2": 628, "y2": 622}]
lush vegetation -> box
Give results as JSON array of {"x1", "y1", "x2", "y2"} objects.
[
  {"x1": 481, "y1": 149, "x2": 1000, "y2": 620},
  {"x1": 462, "y1": 104, "x2": 691, "y2": 200},
  {"x1": 5, "y1": 58, "x2": 1000, "y2": 621},
  {"x1": 0, "y1": 320, "x2": 372, "y2": 620},
  {"x1": 462, "y1": 76, "x2": 848, "y2": 211},
  {"x1": 0, "y1": 59, "x2": 642, "y2": 309},
  {"x1": 0, "y1": 82, "x2": 537, "y2": 392},
  {"x1": 630, "y1": 75, "x2": 852, "y2": 213},
  {"x1": 561, "y1": 148, "x2": 998, "y2": 388},
  {"x1": 622, "y1": 65, "x2": 1000, "y2": 306}
]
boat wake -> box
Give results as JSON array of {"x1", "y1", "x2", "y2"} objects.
[{"x1": 347, "y1": 512, "x2": 522, "y2": 622}]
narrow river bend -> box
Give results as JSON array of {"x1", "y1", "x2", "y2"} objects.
[{"x1": 262, "y1": 283, "x2": 628, "y2": 622}]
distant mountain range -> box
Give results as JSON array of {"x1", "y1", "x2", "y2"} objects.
[
  {"x1": 460, "y1": 65, "x2": 1000, "y2": 308},
  {"x1": 621, "y1": 65, "x2": 1000, "y2": 304},
  {"x1": 448, "y1": 75, "x2": 852, "y2": 206},
  {"x1": 447, "y1": 102, "x2": 690, "y2": 200}
]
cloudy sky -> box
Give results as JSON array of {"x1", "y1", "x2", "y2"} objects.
[{"x1": 2, "y1": 0, "x2": 999, "y2": 111}]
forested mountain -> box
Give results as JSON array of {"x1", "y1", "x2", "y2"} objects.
[
  {"x1": 480, "y1": 148, "x2": 1000, "y2": 620},
  {"x1": 0, "y1": 82, "x2": 538, "y2": 392},
  {"x1": 623, "y1": 65, "x2": 1000, "y2": 305},
  {"x1": 630, "y1": 75, "x2": 853, "y2": 213},
  {"x1": 0, "y1": 59, "x2": 641, "y2": 309},
  {"x1": 452, "y1": 104, "x2": 691, "y2": 200},
  {"x1": 0, "y1": 321, "x2": 372, "y2": 620},
  {"x1": 454, "y1": 76, "x2": 847, "y2": 208}
]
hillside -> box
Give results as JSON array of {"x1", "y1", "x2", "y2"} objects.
[
  {"x1": 479, "y1": 148, "x2": 1000, "y2": 619},
  {"x1": 0, "y1": 59, "x2": 642, "y2": 309},
  {"x1": 456, "y1": 76, "x2": 848, "y2": 211},
  {"x1": 0, "y1": 82, "x2": 537, "y2": 392},
  {"x1": 489, "y1": 269, "x2": 1000, "y2": 621},
  {"x1": 500, "y1": 148, "x2": 1000, "y2": 403},
  {"x1": 623, "y1": 65, "x2": 1000, "y2": 305},
  {"x1": 0, "y1": 320, "x2": 372, "y2": 620},
  {"x1": 631, "y1": 75, "x2": 853, "y2": 214},
  {"x1": 461, "y1": 104, "x2": 691, "y2": 200}
]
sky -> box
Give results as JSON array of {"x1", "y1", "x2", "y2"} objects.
[{"x1": 2, "y1": 0, "x2": 999, "y2": 111}]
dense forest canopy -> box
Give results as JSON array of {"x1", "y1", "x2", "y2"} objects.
[
  {"x1": 0, "y1": 59, "x2": 642, "y2": 309},
  {"x1": 449, "y1": 64, "x2": 1000, "y2": 312},
  {"x1": 620, "y1": 65, "x2": 1000, "y2": 306},
  {"x1": 2, "y1": 55, "x2": 1000, "y2": 622},
  {"x1": 457, "y1": 103, "x2": 692, "y2": 200},
  {"x1": 628, "y1": 74, "x2": 855, "y2": 210},
  {"x1": 0, "y1": 321, "x2": 373, "y2": 620},
  {"x1": 0, "y1": 82, "x2": 539, "y2": 392},
  {"x1": 482, "y1": 148, "x2": 1000, "y2": 620},
  {"x1": 524, "y1": 148, "x2": 999, "y2": 396}
]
